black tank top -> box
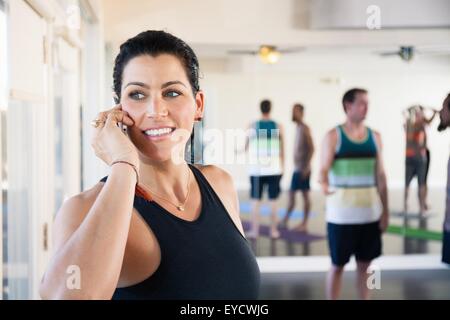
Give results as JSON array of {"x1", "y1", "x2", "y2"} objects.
[{"x1": 99, "y1": 164, "x2": 260, "y2": 299}]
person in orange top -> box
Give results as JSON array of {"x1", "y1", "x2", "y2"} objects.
[{"x1": 403, "y1": 106, "x2": 438, "y2": 215}]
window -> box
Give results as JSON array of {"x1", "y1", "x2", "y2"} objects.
[{"x1": 0, "y1": 0, "x2": 7, "y2": 300}]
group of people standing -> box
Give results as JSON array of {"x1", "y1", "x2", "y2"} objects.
[
  {"x1": 244, "y1": 88, "x2": 449, "y2": 299},
  {"x1": 245, "y1": 100, "x2": 314, "y2": 239}
]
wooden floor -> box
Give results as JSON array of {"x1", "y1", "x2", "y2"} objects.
[{"x1": 260, "y1": 269, "x2": 450, "y2": 299}]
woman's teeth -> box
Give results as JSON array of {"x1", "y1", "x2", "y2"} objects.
[{"x1": 144, "y1": 128, "x2": 173, "y2": 137}]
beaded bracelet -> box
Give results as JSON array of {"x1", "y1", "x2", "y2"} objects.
[{"x1": 111, "y1": 160, "x2": 139, "y2": 185}]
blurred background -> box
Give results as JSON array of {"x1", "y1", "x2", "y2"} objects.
[{"x1": 1, "y1": 0, "x2": 449, "y2": 299}]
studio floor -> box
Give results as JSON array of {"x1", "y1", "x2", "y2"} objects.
[
  {"x1": 238, "y1": 187, "x2": 446, "y2": 257},
  {"x1": 259, "y1": 269, "x2": 450, "y2": 299},
  {"x1": 240, "y1": 187, "x2": 449, "y2": 299}
]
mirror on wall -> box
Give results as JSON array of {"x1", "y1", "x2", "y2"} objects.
[{"x1": 196, "y1": 48, "x2": 450, "y2": 258}]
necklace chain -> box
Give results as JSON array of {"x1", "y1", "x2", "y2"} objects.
[{"x1": 142, "y1": 167, "x2": 191, "y2": 211}]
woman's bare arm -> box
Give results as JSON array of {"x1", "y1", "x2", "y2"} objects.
[{"x1": 39, "y1": 164, "x2": 136, "y2": 299}]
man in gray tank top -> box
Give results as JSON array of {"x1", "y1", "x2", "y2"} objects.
[
  {"x1": 280, "y1": 103, "x2": 314, "y2": 232},
  {"x1": 437, "y1": 93, "x2": 450, "y2": 264}
]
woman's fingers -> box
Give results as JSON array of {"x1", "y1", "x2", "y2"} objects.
[
  {"x1": 115, "y1": 104, "x2": 135, "y2": 127},
  {"x1": 104, "y1": 111, "x2": 134, "y2": 129},
  {"x1": 121, "y1": 111, "x2": 135, "y2": 127},
  {"x1": 91, "y1": 112, "x2": 108, "y2": 137},
  {"x1": 96, "y1": 104, "x2": 134, "y2": 129},
  {"x1": 105, "y1": 109, "x2": 124, "y2": 128},
  {"x1": 91, "y1": 104, "x2": 139, "y2": 168}
]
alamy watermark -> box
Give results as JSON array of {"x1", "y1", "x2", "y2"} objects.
[
  {"x1": 66, "y1": 265, "x2": 81, "y2": 290},
  {"x1": 66, "y1": 4, "x2": 81, "y2": 30},
  {"x1": 170, "y1": 127, "x2": 281, "y2": 166},
  {"x1": 366, "y1": 5, "x2": 381, "y2": 30},
  {"x1": 367, "y1": 264, "x2": 381, "y2": 290}
]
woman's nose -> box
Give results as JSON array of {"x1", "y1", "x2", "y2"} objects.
[{"x1": 145, "y1": 98, "x2": 168, "y2": 118}]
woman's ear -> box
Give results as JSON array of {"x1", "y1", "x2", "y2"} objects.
[{"x1": 194, "y1": 90, "x2": 205, "y2": 121}]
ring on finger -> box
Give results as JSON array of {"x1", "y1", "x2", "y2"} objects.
[{"x1": 91, "y1": 119, "x2": 106, "y2": 128}]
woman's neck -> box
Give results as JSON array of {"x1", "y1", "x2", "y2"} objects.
[{"x1": 138, "y1": 159, "x2": 191, "y2": 201}]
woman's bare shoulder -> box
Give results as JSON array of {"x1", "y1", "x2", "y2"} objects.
[{"x1": 195, "y1": 164, "x2": 233, "y2": 184}]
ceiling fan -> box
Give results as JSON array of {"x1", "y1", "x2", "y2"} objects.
[
  {"x1": 227, "y1": 45, "x2": 305, "y2": 64},
  {"x1": 376, "y1": 45, "x2": 450, "y2": 62}
]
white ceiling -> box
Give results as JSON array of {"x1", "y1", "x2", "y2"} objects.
[{"x1": 101, "y1": 0, "x2": 450, "y2": 59}]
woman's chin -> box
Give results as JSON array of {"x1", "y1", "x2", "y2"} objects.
[
  {"x1": 138, "y1": 148, "x2": 186, "y2": 165},
  {"x1": 130, "y1": 132, "x2": 188, "y2": 165}
]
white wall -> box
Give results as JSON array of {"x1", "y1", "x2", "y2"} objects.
[{"x1": 199, "y1": 53, "x2": 450, "y2": 190}]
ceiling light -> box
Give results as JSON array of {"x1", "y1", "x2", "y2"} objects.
[{"x1": 259, "y1": 45, "x2": 280, "y2": 64}]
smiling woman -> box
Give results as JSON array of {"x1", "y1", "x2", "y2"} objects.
[
  {"x1": 119, "y1": 55, "x2": 196, "y2": 152},
  {"x1": 39, "y1": 30, "x2": 260, "y2": 300}
]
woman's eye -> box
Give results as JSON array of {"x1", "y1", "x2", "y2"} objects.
[
  {"x1": 129, "y1": 92, "x2": 145, "y2": 100},
  {"x1": 164, "y1": 90, "x2": 180, "y2": 98}
]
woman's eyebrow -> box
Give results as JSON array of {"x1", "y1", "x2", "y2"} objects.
[
  {"x1": 161, "y1": 81, "x2": 186, "y2": 89},
  {"x1": 125, "y1": 81, "x2": 150, "y2": 89},
  {"x1": 124, "y1": 81, "x2": 186, "y2": 89}
]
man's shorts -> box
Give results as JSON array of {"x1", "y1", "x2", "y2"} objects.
[
  {"x1": 290, "y1": 170, "x2": 310, "y2": 191},
  {"x1": 327, "y1": 221, "x2": 382, "y2": 266},
  {"x1": 443, "y1": 229, "x2": 450, "y2": 264},
  {"x1": 405, "y1": 156, "x2": 428, "y2": 187},
  {"x1": 250, "y1": 175, "x2": 282, "y2": 200}
]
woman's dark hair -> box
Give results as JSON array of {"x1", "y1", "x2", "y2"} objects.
[
  {"x1": 113, "y1": 30, "x2": 200, "y2": 104},
  {"x1": 447, "y1": 93, "x2": 450, "y2": 111}
]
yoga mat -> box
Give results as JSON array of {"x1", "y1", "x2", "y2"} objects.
[
  {"x1": 387, "y1": 225, "x2": 443, "y2": 241},
  {"x1": 239, "y1": 202, "x2": 318, "y2": 219},
  {"x1": 242, "y1": 221, "x2": 325, "y2": 243}
]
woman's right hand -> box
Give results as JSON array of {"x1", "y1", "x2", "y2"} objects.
[{"x1": 91, "y1": 105, "x2": 139, "y2": 169}]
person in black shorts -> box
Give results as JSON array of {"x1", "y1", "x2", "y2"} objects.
[
  {"x1": 245, "y1": 100, "x2": 285, "y2": 239},
  {"x1": 320, "y1": 89, "x2": 389, "y2": 300}
]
